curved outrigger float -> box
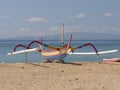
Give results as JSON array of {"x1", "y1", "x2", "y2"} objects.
[{"x1": 7, "y1": 24, "x2": 119, "y2": 62}]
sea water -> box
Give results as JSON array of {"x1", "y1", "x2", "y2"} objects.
[{"x1": 0, "y1": 40, "x2": 120, "y2": 63}]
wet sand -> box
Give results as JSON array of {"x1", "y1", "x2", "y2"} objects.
[{"x1": 0, "y1": 62, "x2": 120, "y2": 90}]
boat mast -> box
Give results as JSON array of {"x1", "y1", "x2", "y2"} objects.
[{"x1": 61, "y1": 23, "x2": 64, "y2": 46}]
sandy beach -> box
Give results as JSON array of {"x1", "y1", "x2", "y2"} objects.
[{"x1": 0, "y1": 62, "x2": 120, "y2": 90}]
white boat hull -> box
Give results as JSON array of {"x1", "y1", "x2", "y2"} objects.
[{"x1": 69, "y1": 49, "x2": 118, "y2": 55}]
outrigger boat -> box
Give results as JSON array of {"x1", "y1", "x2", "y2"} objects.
[{"x1": 7, "y1": 23, "x2": 119, "y2": 62}]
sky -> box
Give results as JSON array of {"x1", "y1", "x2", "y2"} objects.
[{"x1": 0, "y1": 0, "x2": 120, "y2": 39}]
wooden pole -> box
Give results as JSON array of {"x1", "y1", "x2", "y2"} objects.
[
  {"x1": 61, "y1": 23, "x2": 64, "y2": 46},
  {"x1": 25, "y1": 52, "x2": 28, "y2": 64}
]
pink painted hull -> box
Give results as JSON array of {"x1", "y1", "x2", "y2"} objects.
[{"x1": 103, "y1": 58, "x2": 120, "y2": 62}]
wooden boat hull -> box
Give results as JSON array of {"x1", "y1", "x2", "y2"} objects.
[{"x1": 41, "y1": 48, "x2": 70, "y2": 60}]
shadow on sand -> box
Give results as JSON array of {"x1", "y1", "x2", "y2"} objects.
[{"x1": 28, "y1": 61, "x2": 82, "y2": 67}]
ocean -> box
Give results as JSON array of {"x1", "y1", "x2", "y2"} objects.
[{"x1": 0, "y1": 40, "x2": 120, "y2": 63}]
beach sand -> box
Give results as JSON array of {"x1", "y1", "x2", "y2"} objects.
[{"x1": 0, "y1": 62, "x2": 120, "y2": 90}]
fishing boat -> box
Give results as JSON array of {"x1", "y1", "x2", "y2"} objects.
[{"x1": 7, "y1": 23, "x2": 119, "y2": 62}]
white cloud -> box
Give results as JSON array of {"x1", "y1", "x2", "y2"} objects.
[
  {"x1": 28, "y1": 17, "x2": 47, "y2": 23},
  {"x1": 76, "y1": 13, "x2": 85, "y2": 18},
  {"x1": 50, "y1": 26, "x2": 60, "y2": 31},
  {"x1": 82, "y1": 25, "x2": 120, "y2": 34},
  {"x1": 55, "y1": 24, "x2": 120, "y2": 34},
  {"x1": 104, "y1": 12, "x2": 113, "y2": 17},
  {"x1": 19, "y1": 27, "x2": 29, "y2": 32},
  {"x1": 68, "y1": 13, "x2": 85, "y2": 19},
  {"x1": 64, "y1": 25, "x2": 82, "y2": 32},
  {"x1": 68, "y1": 16, "x2": 73, "y2": 19}
]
